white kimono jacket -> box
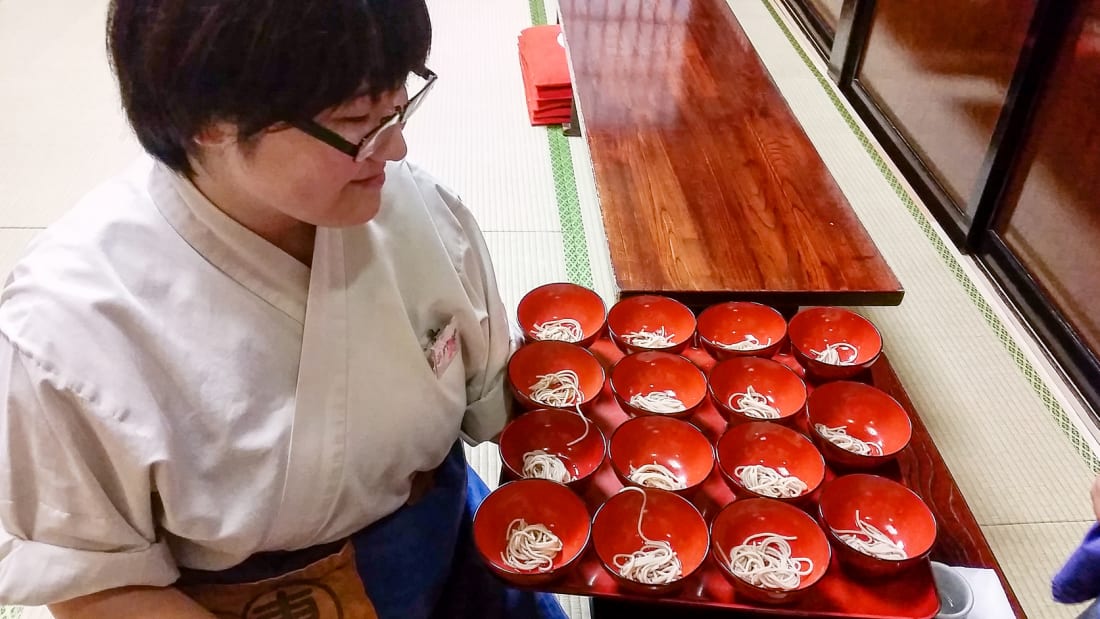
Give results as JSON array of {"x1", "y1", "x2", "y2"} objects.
[{"x1": 0, "y1": 157, "x2": 513, "y2": 605}]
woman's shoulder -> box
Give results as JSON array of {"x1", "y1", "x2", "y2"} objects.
[{"x1": 0, "y1": 157, "x2": 182, "y2": 351}]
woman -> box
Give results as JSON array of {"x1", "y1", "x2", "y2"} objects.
[{"x1": 0, "y1": 1, "x2": 566, "y2": 618}]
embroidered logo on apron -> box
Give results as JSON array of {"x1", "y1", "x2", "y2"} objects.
[
  {"x1": 181, "y1": 543, "x2": 378, "y2": 619},
  {"x1": 243, "y1": 582, "x2": 340, "y2": 619}
]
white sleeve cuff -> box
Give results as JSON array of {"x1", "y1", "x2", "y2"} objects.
[
  {"x1": 0, "y1": 535, "x2": 178, "y2": 606},
  {"x1": 461, "y1": 379, "x2": 512, "y2": 444}
]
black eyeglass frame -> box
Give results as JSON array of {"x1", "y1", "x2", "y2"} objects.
[{"x1": 292, "y1": 68, "x2": 437, "y2": 162}]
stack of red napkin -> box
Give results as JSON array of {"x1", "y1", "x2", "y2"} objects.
[{"x1": 518, "y1": 25, "x2": 573, "y2": 126}]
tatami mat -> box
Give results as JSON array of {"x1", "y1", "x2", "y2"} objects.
[
  {"x1": 983, "y1": 523, "x2": 1094, "y2": 619},
  {"x1": 0, "y1": 230, "x2": 38, "y2": 278},
  {"x1": 482, "y1": 231, "x2": 568, "y2": 313},
  {"x1": 0, "y1": 1, "x2": 140, "y2": 228},
  {"x1": 400, "y1": 0, "x2": 563, "y2": 233}
]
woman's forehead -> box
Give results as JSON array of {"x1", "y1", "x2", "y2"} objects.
[{"x1": 332, "y1": 84, "x2": 406, "y2": 113}]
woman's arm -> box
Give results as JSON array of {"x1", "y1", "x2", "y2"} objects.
[{"x1": 49, "y1": 586, "x2": 215, "y2": 619}]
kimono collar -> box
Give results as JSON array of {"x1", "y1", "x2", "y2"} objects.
[{"x1": 148, "y1": 163, "x2": 311, "y2": 323}]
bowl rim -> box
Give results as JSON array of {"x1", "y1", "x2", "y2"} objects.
[
  {"x1": 473, "y1": 478, "x2": 594, "y2": 575},
  {"x1": 497, "y1": 407, "x2": 608, "y2": 480},
  {"x1": 787, "y1": 307, "x2": 883, "y2": 366},
  {"x1": 709, "y1": 497, "x2": 832, "y2": 593},
  {"x1": 609, "y1": 351, "x2": 709, "y2": 410},
  {"x1": 507, "y1": 340, "x2": 607, "y2": 406},
  {"x1": 606, "y1": 295, "x2": 698, "y2": 347},
  {"x1": 805, "y1": 381, "x2": 914, "y2": 457},
  {"x1": 697, "y1": 302, "x2": 788, "y2": 342},
  {"x1": 591, "y1": 486, "x2": 711, "y2": 584},
  {"x1": 607, "y1": 416, "x2": 716, "y2": 489},
  {"x1": 715, "y1": 421, "x2": 826, "y2": 498},
  {"x1": 816, "y1": 474, "x2": 938, "y2": 561},
  {"x1": 517, "y1": 282, "x2": 608, "y2": 336},
  {"x1": 707, "y1": 356, "x2": 809, "y2": 420}
]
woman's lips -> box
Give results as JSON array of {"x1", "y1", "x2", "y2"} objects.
[{"x1": 351, "y1": 171, "x2": 386, "y2": 188}]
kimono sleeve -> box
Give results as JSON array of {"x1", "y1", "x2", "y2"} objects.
[
  {"x1": 0, "y1": 337, "x2": 178, "y2": 605},
  {"x1": 431, "y1": 187, "x2": 520, "y2": 444}
]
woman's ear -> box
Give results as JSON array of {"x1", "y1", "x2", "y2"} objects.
[{"x1": 193, "y1": 120, "x2": 238, "y2": 148}]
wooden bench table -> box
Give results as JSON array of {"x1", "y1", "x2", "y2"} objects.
[{"x1": 558, "y1": 0, "x2": 903, "y2": 308}]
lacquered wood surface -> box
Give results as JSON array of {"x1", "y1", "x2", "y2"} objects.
[
  {"x1": 558, "y1": 0, "x2": 902, "y2": 307},
  {"x1": 591, "y1": 352, "x2": 1025, "y2": 618}
]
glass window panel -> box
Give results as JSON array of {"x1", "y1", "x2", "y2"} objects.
[
  {"x1": 858, "y1": 1, "x2": 1035, "y2": 211},
  {"x1": 996, "y1": 0, "x2": 1100, "y2": 355}
]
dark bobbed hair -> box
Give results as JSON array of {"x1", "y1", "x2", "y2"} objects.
[{"x1": 107, "y1": 0, "x2": 431, "y2": 174}]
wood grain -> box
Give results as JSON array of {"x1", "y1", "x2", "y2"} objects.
[{"x1": 559, "y1": 0, "x2": 903, "y2": 307}]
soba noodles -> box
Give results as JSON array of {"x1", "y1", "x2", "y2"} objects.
[
  {"x1": 628, "y1": 390, "x2": 686, "y2": 414},
  {"x1": 724, "y1": 533, "x2": 814, "y2": 590},
  {"x1": 502, "y1": 518, "x2": 563, "y2": 572},
  {"x1": 611, "y1": 487, "x2": 683, "y2": 585},
  {"x1": 628, "y1": 463, "x2": 686, "y2": 491},
  {"x1": 532, "y1": 318, "x2": 583, "y2": 343},
  {"x1": 733, "y1": 464, "x2": 808, "y2": 498}
]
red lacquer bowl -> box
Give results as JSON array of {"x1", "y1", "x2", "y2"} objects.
[
  {"x1": 710, "y1": 498, "x2": 832, "y2": 604},
  {"x1": 716, "y1": 422, "x2": 825, "y2": 504},
  {"x1": 499, "y1": 408, "x2": 606, "y2": 489},
  {"x1": 609, "y1": 352, "x2": 708, "y2": 419},
  {"x1": 608, "y1": 415, "x2": 715, "y2": 497},
  {"x1": 606, "y1": 295, "x2": 696, "y2": 354},
  {"x1": 507, "y1": 341, "x2": 605, "y2": 412},
  {"x1": 592, "y1": 487, "x2": 710, "y2": 595},
  {"x1": 708, "y1": 357, "x2": 808, "y2": 426},
  {"x1": 517, "y1": 282, "x2": 607, "y2": 348},
  {"x1": 788, "y1": 307, "x2": 883, "y2": 380},
  {"x1": 818, "y1": 474, "x2": 937, "y2": 578},
  {"x1": 806, "y1": 381, "x2": 912, "y2": 470},
  {"x1": 697, "y1": 302, "x2": 787, "y2": 360},
  {"x1": 473, "y1": 479, "x2": 592, "y2": 586}
]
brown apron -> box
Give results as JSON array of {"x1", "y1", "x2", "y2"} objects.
[{"x1": 178, "y1": 542, "x2": 378, "y2": 619}]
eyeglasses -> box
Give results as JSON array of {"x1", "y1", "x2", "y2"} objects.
[{"x1": 293, "y1": 68, "x2": 437, "y2": 162}]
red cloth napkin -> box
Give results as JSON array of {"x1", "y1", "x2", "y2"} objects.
[{"x1": 518, "y1": 25, "x2": 573, "y2": 126}]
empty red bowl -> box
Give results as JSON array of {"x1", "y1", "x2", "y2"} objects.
[
  {"x1": 708, "y1": 357, "x2": 808, "y2": 425},
  {"x1": 710, "y1": 498, "x2": 831, "y2": 604},
  {"x1": 473, "y1": 479, "x2": 592, "y2": 586},
  {"x1": 788, "y1": 307, "x2": 883, "y2": 380},
  {"x1": 697, "y1": 302, "x2": 787, "y2": 360},
  {"x1": 716, "y1": 422, "x2": 825, "y2": 503},
  {"x1": 592, "y1": 487, "x2": 710, "y2": 595},
  {"x1": 499, "y1": 408, "x2": 606, "y2": 488},
  {"x1": 507, "y1": 341, "x2": 606, "y2": 412},
  {"x1": 517, "y1": 282, "x2": 607, "y2": 347},
  {"x1": 806, "y1": 381, "x2": 912, "y2": 470},
  {"x1": 609, "y1": 416, "x2": 715, "y2": 496},
  {"x1": 606, "y1": 295, "x2": 696, "y2": 354},
  {"x1": 609, "y1": 352, "x2": 708, "y2": 419},
  {"x1": 818, "y1": 474, "x2": 936, "y2": 578}
]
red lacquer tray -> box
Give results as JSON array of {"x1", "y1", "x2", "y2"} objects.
[{"x1": 506, "y1": 336, "x2": 940, "y2": 619}]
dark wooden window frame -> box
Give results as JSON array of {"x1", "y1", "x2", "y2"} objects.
[
  {"x1": 780, "y1": 0, "x2": 1100, "y2": 420},
  {"x1": 778, "y1": 0, "x2": 835, "y2": 59}
]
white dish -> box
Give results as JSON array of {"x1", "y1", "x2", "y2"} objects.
[{"x1": 931, "y1": 561, "x2": 975, "y2": 619}]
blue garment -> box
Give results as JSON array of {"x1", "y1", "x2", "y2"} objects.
[
  {"x1": 1053, "y1": 522, "x2": 1100, "y2": 604},
  {"x1": 180, "y1": 442, "x2": 568, "y2": 619}
]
